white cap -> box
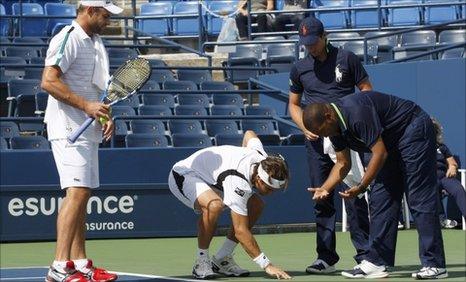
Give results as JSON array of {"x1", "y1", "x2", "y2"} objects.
[{"x1": 80, "y1": 0, "x2": 123, "y2": 14}]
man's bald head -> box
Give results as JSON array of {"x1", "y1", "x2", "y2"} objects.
[{"x1": 303, "y1": 103, "x2": 330, "y2": 132}]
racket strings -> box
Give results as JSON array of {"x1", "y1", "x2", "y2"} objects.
[{"x1": 106, "y1": 58, "x2": 151, "y2": 102}]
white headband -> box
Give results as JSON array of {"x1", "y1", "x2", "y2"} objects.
[{"x1": 257, "y1": 163, "x2": 286, "y2": 189}]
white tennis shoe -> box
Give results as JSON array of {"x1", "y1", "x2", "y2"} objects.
[
  {"x1": 192, "y1": 257, "x2": 217, "y2": 280},
  {"x1": 412, "y1": 267, "x2": 448, "y2": 279},
  {"x1": 211, "y1": 255, "x2": 250, "y2": 277}
]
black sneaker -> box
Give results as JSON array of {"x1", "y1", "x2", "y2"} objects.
[{"x1": 305, "y1": 259, "x2": 336, "y2": 274}]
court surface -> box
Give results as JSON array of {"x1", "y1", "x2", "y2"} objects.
[{"x1": 1, "y1": 230, "x2": 465, "y2": 281}]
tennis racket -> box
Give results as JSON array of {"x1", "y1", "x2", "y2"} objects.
[{"x1": 68, "y1": 57, "x2": 152, "y2": 143}]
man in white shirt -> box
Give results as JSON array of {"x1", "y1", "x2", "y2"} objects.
[
  {"x1": 169, "y1": 130, "x2": 292, "y2": 280},
  {"x1": 41, "y1": 1, "x2": 121, "y2": 281}
]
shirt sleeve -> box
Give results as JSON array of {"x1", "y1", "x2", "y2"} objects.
[
  {"x1": 246, "y1": 137, "x2": 266, "y2": 156},
  {"x1": 439, "y1": 144, "x2": 453, "y2": 159},
  {"x1": 347, "y1": 52, "x2": 369, "y2": 86},
  {"x1": 222, "y1": 175, "x2": 253, "y2": 216},
  {"x1": 289, "y1": 64, "x2": 304, "y2": 94},
  {"x1": 352, "y1": 107, "x2": 383, "y2": 149},
  {"x1": 45, "y1": 27, "x2": 77, "y2": 74},
  {"x1": 330, "y1": 136, "x2": 348, "y2": 152}
]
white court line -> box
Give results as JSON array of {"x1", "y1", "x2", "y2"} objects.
[
  {"x1": 112, "y1": 271, "x2": 203, "y2": 282},
  {"x1": 0, "y1": 277, "x2": 44, "y2": 281}
]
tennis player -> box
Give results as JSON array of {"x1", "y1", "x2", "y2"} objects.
[
  {"x1": 168, "y1": 130, "x2": 291, "y2": 280},
  {"x1": 41, "y1": 1, "x2": 121, "y2": 281}
]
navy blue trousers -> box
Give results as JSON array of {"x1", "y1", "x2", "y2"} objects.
[
  {"x1": 367, "y1": 113, "x2": 446, "y2": 268},
  {"x1": 439, "y1": 176, "x2": 466, "y2": 218},
  {"x1": 305, "y1": 138, "x2": 370, "y2": 265}
]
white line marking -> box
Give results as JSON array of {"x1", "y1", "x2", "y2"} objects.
[
  {"x1": 0, "y1": 277, "x2": 44, "y2": 280},
  {"x1": 112, "y1": 271, "x2": 205, "y2": 282}
]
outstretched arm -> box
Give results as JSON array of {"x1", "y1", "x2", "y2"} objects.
[
  {"x1": 242, "y1": 130, "x2": 258, "y2": 147},
  {"x1": 231, "y1": 211, "x2": 291, "y2": 279}
]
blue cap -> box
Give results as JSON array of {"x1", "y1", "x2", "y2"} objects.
[{"x1": 298, "y1": 17, "x2": 324, "y2": 45}]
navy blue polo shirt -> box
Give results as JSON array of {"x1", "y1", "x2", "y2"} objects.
[
  {"x1": 289, "y1": 44, "x2": 369, "y2": 104},
  {"x1": 436, "y1": 143, "x2": 452, "y2": 177},
  {"x1": 330, "y1": 91, "x2": 421, "y2": 152}
]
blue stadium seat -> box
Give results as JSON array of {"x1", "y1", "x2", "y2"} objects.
[
  {"x1": 327, "y1": 32, "x2": 361, "y2": 48},
  {"x1": 114, "y1": 94, "x2": 140, "y2": 109},
  {"x1": 7, "y1": 79, "x2": 41, "y2": 116},
  {"x1": 1, "y1": 56, "x2": 27, "y2": 77},
  {"x1": 283, "y1": 134, "x2": 305, "y2": 145},
  {"x1": 12, "y1": 36, "x2": 45, "y2": 57},
  {"x1": 44, "y1": 3, "x2": 75, "y2": 35},
  {"x1": 258, "y1": 134, "x2": 281, "y2": 146},
  {"x1": 0, "y1": 4, "x2": 9, "y2": 36},
  {"x1": 111, "y1": 105, "x2": 136, "y2": 117},
  {"x1": 210, "y1": 105, "x2": 243, "y2": 116},
  {"x1": 228, "y1": 44, "x2": 262, "y2": 60},
  {"x1": 172, "y1": 133, "x2": 211, "y2": 148},
  {"x1": 0, "y1": 121, "x2": 20, "y2": 138},
  {"x1": 130, "y1": 120, "x2": 166, "y2": 135},
  {"x1": 177, "y1": 94, "x2": 209, "y2": 107},
  {"x1": 112, "y1": 119, "x2": 128, "y2": 147},
  {"x1": 277, "y1": 121, "x2": 301, "y2": 137},
  {"x1": 51, "y1": 22, "x2": 68, "y2": 36},
  {"x1": 205, "y1": 120, "x2": 240, "y2": 136},
  {"x1": 30, "y1": 57, "x2": 45, "y2": 65},
  {"x1": 149, "y1": 70, "x2": 176, "y2": 86},
  {"x1": 175, "y1": 105, "x2": 208, "y2": 116},
  {"x1": 139, "y1": 80, "x2": 161, "y2": 92},
  {"x1": 35, "y1": 91, "x2": 48, "y2": 116},
  {"x1": 0, "y1": 36, "x2": 9, "y2": 55},
  {"x1": 343, "y1": 41, "x2": 379, "y2": 63},
  {"x1": 212, "y1": 93, "x2": 244, "y2": 107},
  {"x1": 439, "y1": 30, "x2": 466, "y2": 44},
  {"x1": 148, "y1": 59, "x2": 166, "y2": 67},
  {"x1": 109, "y1": 57, "x2": 130, "y2": 67},
  {"x1": 387, "y1": 0, "x2": 422, "y2": 26},
  {"x1": 351, "y1": 0, "x2": 383, "y2": 28},
  {"x1": 200, "y1": 81, "x2": 235, "y2": 91},
  {"x1": 395, "y1": 30, "x2": 436, "y2": 61},
  {"x1": 139, "y1": 2, "x2": 172, "y2": 36},
  {"x1": 169, "y1": 120, "x2": 203, "y2": 134},
  {"x1": 242, "y1": 120, "x2": 276, "y2": 135},
  {"x1": 177, "y1": 69, "x2": 212, "y2": 86},
  {"x1": 138, "y1": 105, "x2": 173, "y2": 116},
  {"x1": 125, "y1": 133, "x2": 169, "y2": 148},
  {"x1": 142, "y1": 94, "x2": 176, "y2": 108},
  {"x1": 215, "y1": 133, "x2": 243, "y2": 146},
  {"x1": 266, "y1": 43, "x2": 296, "y2": 73},
  {"x1": 0, "y1": 137, "x2": 8, "y2": 149},
  {"x1": 6, "y1": 46, "x2": 40, "y2": 61},
  {"x1": 441, "y1": 48, "x2": 465, "y2": 59},
  {"x1": 365, "y1": 31, "x2": 398, "y2": 62},
  {"x1": 107, "y1": 48, "x2": 138, "y2": 60},
  {"x1": 163, "y1": 80, "x2": 198, "y2": 91},
  {"x1": 173, "y1": 1, "x2": 204, "y2": 35},
  {"x1": 10, "y1": 135, "x2": 49, "y2": 150},
  {"x1": 314, "y1": 0, "x2": 349, "y2": 29},
  {"x1": 245, "y1": 106, "x2": 277, "y2": 116},
  {"x1": 15, "y1": 94, "x2": 37, "y2": 116},
  {"x1": 226, "y1": 44, "x2": 262, "y2": 83},
  {"x1": 207, "y1": 1, "x2": 237, "y2": 35},
  {"x1": 425, "y1": 0, "x2": 458, "y2": 25},
  {"x1": 24, "y1": 67, "x2": 43, "y2": 79},
  {"x1": 12, "y1": 3, "x2": 47, "y2": 36}
]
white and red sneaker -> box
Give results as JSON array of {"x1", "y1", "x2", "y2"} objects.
[
  {"x1": 79, "y1": 259, "x2": 118, "y2": 282},
  {"x1": 45, "y1": 261, "x2": 90, "y2": 282}
]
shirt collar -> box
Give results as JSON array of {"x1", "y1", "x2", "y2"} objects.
[
  {"x1": 330, "y1": 102, "x2": 347, "y2": 133},
  {"x1": 72, "y1": 20, "x2": 91, "y2": 40}
]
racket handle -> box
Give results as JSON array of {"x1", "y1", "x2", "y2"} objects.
[{"x1": 67, "y1": 117, "x2": 95, "y2": 143}]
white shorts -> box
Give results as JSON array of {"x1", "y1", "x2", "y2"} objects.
[
  {"x1": 168, "y1": 170, "x2": 211, "y2": 213},
  {"x1": 51, "y1": 139, "x2": 99, "y2": 189}
]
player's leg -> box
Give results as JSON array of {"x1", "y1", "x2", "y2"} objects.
[
  {"x1": 400, "y1": 115, "x2": 447, "y2": 279},
  {"x1": 305, "y1": 138, "x2": 338, "y2": 274},
  {"x1": 212, "y1": 195, "x2": 264, "y2": 277}
]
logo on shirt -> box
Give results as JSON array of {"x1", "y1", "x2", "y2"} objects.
[
  {"x1": 335, "y1": 64, "x2": 343, "y2": 83},
  {"x1": 234, "y1": 187, "x2": 245, "y2": 197},
  {"x1": 437, "y1": 148, "x2": 442, "y2": 154}
]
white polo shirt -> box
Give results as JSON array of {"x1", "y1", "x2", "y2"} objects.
[
  {"x1": 44, "y1": 21, "x2": 107, "y2": 142},
  {"x1": 173, "y1": 138, "x2": 267, "y2": 215}
]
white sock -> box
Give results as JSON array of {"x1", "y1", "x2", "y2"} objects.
[
  {"x1": 215, "y1": 238, "x2": 238, "y2": 259},
  {"x1": 73, "y1": 258, "x2": 89, "y2": 271},
  {"x1": 52, "y1": 260, "x2": 68, "y2": 273},
  {"x1": 197, "y1": 248, "x2": 209, "y2": 259}
]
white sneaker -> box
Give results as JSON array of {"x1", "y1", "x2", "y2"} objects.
[
  {"x1": 412, "y1": 267, "x2": 448, "y2": 279},
  {"x1": 441, "y1": 219, "x2": 458, "y2": 229},
  {"x1": 398, "y1": 221, "x2": 404, "y2": 229},
  {"x1": 305, "y1": 259, "x2": 336, "y2": 274},
  {"x1": 192, "y1": 257, "x2": 217, "y2": 280},
  {"x1": 341, "y1": 260, "x2": 389, "y2": 279},
  {"x1": 211, "y1": 255, "x2": 250, "y2": 277}
]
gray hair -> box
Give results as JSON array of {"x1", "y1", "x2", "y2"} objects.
[{"x1": 431, "y1": 117, "x2": 444, "y2": 144}]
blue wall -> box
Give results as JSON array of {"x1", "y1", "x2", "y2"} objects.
[{"x1": 259, "y1": 58, "x2": 466, "y2": 165}]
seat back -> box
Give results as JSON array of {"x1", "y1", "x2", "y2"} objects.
[
  {"x1": 163, "y1": 80, "x2": 198, "y2": 91},
  {"x1": 200, "y1": 81, "x2": 235, "y2": 91},
  {"x1": 328, "y1": 32, "x2": 361, "y2": 48},
  {"x1": 107, "y1": 48, "x2": 138, "y2": 60},
  {"x1": 212, "y1": 93, "x2": 244, "y2": 107},
  {"x1": 169, "y1": 120, "x2": 203, "y2": 134},
  {"x1": 207, "y1": 1, "x2": 237, "y2": 34},
  {"x1": 0, "y1": 4, "x2": 10, "y2": 36},
  {"x1": 439, "y1": 30, "x2": 466, "y2": 44},
  {"x1": 215, "y1": 133, "x2": 244, "y2": 146},
  {"x1": 111, "y1": 105, "x2": 136, "y2": 117},
  {"x1": 387, "y1": 0, "x2": 422, "y2": 26},
  {"x1": 139, "y1": 80, "x2": 160, "y2": 92},
  {"x1": 139, "y1": 2, "x2": 173, "y2": 36},
  {"x1": 130, "y1": 120, "x2": 166, "y2": 135},
  {"x1": 172, "y1": 133, "x2": 211, "y2": 147},
  {"x1": 8, "y1": 79, "x2": 41, "y2": 98},
  {"x1": 228, "y1": 44, "x2": 262, "y2": 60},
  {"x1": 175, "y1": 105, "x2": 208, "y2": 116},
  {"x1": 177, "y1": 94, "x2": 210, "y2": 107},
  {"x1": 0, "y1": 121, "x2": 20, "y2": 138},
  {"x1": 210, "y1": 105, "x2": 243, "y2": 116},
  {"x1": 44, "y1": 3, "x2": 75, "y2": 35},
  {"x1": 401, "y1": 30, "x2": 436, "y2": 45},
  {"x1": 149, "y1": 70, "x2": 176, "y2": 86},
  {"x1": 205, "y1": 120, "x2": 239, "y2": 136},
  {"x1": 10, "y1": 135, "x2": 50, "y2": 150},
  {"x1": 12, "y1": 3, "x2": 46, "y2": 36},
  {"x1": 24, "y1": 67, "x2": 43, "y2": 79},
  {"x1": 177, "y1": 69, "x2": 212, "y2": 86},
  {"x1": 242, "y1": 119, "x2": 276, "y2": 135},
  {"x1": 142, "y1": 94, "x2": 175, "y2": 108},
  {"x1": 425, "y1": 0, "x2": 458, "y2": 24},
  {"x1": 315, "y1": 0, "x2": 350, "y2": 29},
  {"x1": 173, "y1": 1, "x2": 203, "y2": 35},
  {"x1": 138, "y1": 105, "x2": 173, "y2": 116},
  {"x1": 125, "y1": 133, "x2": 169, "y2": 148},
  {"x1": 245, "y1": 106, "x2": 277, "y2": 116}
]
